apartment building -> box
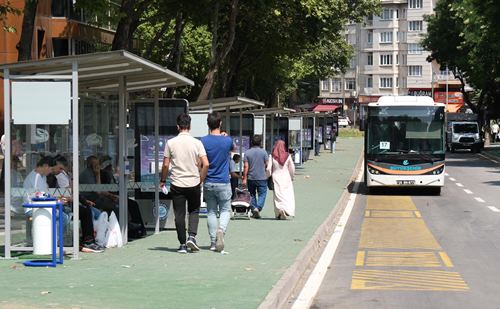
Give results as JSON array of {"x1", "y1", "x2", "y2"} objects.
[{"x1": 319, "y1": 0, "x2": 464, "y2": 117}]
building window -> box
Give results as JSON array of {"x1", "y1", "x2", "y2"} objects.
[
  {"x1": 380, "y1": 9, "x2": 394, "y2": 21},
  {"x1": 321, "y1": 79, "x2": 330, "y2": 91},
  {"x1": 397, "y1": 31, "x2": 406, "y2": 42},
  {"x1": 409, "y1": 20, "x2": 423, "y2": 31},
  {"x1": 402, "y1": 54, "x2": 407, "y2": 65},
  {"x1": 380, "y1": 54, "x2": 393, "y2": 66},
  {"x1": 402, "y1": 9, "x2": 407, "y2": 19},
  {"x1": 408, "y1": 43, "x2": 423, "y2": 54},
  {"x1": 396, "y1": 53, "x2": 399, "y2": 65},
  {"x1": 380, "y1": 31, "x2": 393, "y2": 43},
  {"x1": 367, "y1": 76, "x2": 373, "y2": 88},
  {"x1": 367, "y1": 31, "x2": 373, "y2": 44},
  {"x1": 408, "y1": 65, "x2": 423, "y2": 76},
  {"x1": 367, "y1": 53, "x2": 373, "y2": 65},
  {"x1": 345, "y1": 79, "x2": 356, "y2": 90},
  {"x1": 380, "y1": 77, "x2": 393, "y2": 88},
  {"x1": 409, "y1": 0, "x2": 423, "y2": 9},
  {"x1": 333, "y1": 79, "x2": 341, "y2": 92}
]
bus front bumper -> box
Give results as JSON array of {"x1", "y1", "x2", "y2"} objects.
[{"x1": 367, "y1": 174, "x2": 444, "y2": 187}]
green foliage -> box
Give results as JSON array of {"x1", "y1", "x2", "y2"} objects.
[
  {"x1": 423, "y1": 0, "x2": 500, "y2": 112},
  {"x1": 0, "y1": 2, "x2": 21, "y2": 32},
  {"x1": 339, "y1": 128, "x2": 364, "y2": 138}
]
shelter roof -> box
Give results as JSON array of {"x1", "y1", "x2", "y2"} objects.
[
  {"x1": 248, "y1": 107, "x2": 296, "y2": 116},
  {"x1": 190, "y1": 96, "x2": 265, "y2": 112},
  {"x1": 0, "y1": 50, "x2": 194, "y2": 92}
]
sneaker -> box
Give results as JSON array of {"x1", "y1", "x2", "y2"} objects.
[
  {"x1": 215, "y1": 229, "x2": 225, "y2": 252},
  {"x1": 177, "y1": 244, "x2": 188, "y2": 254},
  {"x1": 186, "y1": 236, "x2": 200, "y2": 252},
  {"x1": 252, "y1": 208, "x2": 261, "y2": 219},
  {"x1": 210, "y1": 242, "x2": 216, "y2": 251},
  {"x1": 81, "y1": 242, "x2": 104, "y2": 253}
]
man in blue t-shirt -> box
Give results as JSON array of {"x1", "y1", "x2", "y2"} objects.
[
  {"x1": 242, "y1": 135, "x2": 269, "y2": 219},
  {"x1": 201, "y1": 112, "x2": 234, "y2": 252}
]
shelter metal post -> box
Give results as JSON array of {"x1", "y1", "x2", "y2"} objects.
[
  {"x1": 239, "y1": 109, "x2": 243, "y2": 170},
  {"x1": 299, "y1": 117, "x2": 303, "y2": 167},
  {"x1": 226, "y1": 107, "x2": 231, "y2": 135},
  {"x1": 313, "y1": 115, "x2": 316, "y2": 156},
  {"x1": 154, "y1": 91, "x2": 160, "y2": 234},
  {"x1": 71, "y1": 61, "x2": 80, "y2": 259},
  {"x1": 262, "y1": 115, "x2": 266, "y2": 150},
  {"x1": 270, "y1": 114, "x2": 274, "y2": 152},
  {"x1": 3, "y1": 69, "x2": 11, "y2": 258},
  {"x1": 118, "y1": 76, "x2": 128, "y2": 243}
]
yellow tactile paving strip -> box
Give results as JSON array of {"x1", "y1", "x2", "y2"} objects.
[
  {"x1": 352, "y1": 270, "x2": 469, "y2": 291},
  {"x1": 351, "y1": 195, "x2": 469, "y2": 291}
]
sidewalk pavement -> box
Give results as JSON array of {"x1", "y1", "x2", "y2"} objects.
[
  {"x1": 0, "y1": 137, "x2": 363, "y2": 309},
  {"x1": 483, "y1": 143, "x2": 500, "y2": 161}
]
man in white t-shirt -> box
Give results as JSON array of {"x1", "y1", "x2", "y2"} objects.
[
  {"x1": 159, "y1": 113, "x2": 209, "y2": 254},
  {"x1": 491, "y1": 122, "x2": 499, "y2": 143}
]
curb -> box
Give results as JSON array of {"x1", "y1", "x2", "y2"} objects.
[
  {"x1": 258, "y1": 153, "x2": 364, "y2": 309},
  {"x1": 481, "y1": 150, "x2": 500, "y2": 163}
]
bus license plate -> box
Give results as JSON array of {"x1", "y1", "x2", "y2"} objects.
[{"x1": 397, "y1": 180, "x2": 415, "y2": 185}]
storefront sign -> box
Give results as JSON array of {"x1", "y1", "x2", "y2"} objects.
[
  {"x1": 319, "y1": 98, "x2": 343, "y2": 104},
  {"x1": 408, "y1": 88, "x2": 432, "y2": 97},
  {"x1": 434, "y1": 91, "x2": 464, "y2": 104}
]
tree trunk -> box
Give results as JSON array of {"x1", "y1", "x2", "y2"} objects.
[
  {"x1": 111, "y1": 0, "x2": 143, "y2": 51},
  {"x1": 143, "y1": 20, "x2": 171, "y2": 59},
  {"x1": 17, "y1": 0, "x2": 38, "y2": 61},
  {"x1": 197, "y1": 0, "x2": 239, "y2": 101}
]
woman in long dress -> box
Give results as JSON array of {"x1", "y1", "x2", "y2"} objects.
[{"x1": 268, "y1": 140, "x2": 295, "y2": 219}]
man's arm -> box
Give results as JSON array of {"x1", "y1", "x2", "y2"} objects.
[
  {"x1": 242, "y1": 161, "x2": 249, "y2": 185},
  {"x1": 159, "y1": 156, "x2": 170, "y2": 187},
  {"x1": 199, "y1": 155, "x2": 209, "y2": 183}
]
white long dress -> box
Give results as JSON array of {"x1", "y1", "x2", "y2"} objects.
[{"x1": 268, "y1": 155, "x2": 295, "y2": 217}]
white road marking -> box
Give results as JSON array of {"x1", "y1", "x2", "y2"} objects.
[
  {"x1": 463, "y1": 189, "x2": 473, "y2": 194},
  {"x1": 475, "y1": 197, "x2": 486, "y2": 203},
  {"x1": 449, "y1": 177, "x2": 456, "y2": 181},
  {"x1": 488, "y1": 206, "x2": 500, "y2": 212},
  {"x1": 291, "y1": 168, "x2": 363, "y2": 309},
  {"x1": 456, "y1": 183, "x2": 464, "y2": 187},
  {"x1": 444, "y1": 173, "x2": 449, "y2": 176}
]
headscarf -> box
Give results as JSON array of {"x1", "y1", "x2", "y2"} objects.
[{"x1": 272, "y1": 139, "x2": 288, "y2": 166}]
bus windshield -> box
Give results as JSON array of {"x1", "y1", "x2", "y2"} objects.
[
  {"x1": 453, "y1": 123, "x2": 478, "y2": 134},
  {"x1": 367, "y1": 106, "x2": 445, "y2": 155}
]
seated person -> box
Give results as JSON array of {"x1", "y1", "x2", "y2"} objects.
[
  {"x1": 49, "y1": 155, "x2": 104, "y2": 253},
  {"x1": 79, "y1": 155, "x2": 118, "y2": 215},
  {"x1": 100, "y1": 155, "x2": 146, "y2": 239}
]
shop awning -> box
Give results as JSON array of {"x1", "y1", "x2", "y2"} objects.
[{"x1": 312, "y1": 104, "x2": 341, "y2": 112}]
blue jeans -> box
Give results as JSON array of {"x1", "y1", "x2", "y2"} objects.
[
  {"x1": 247, "y1": 179, "x2": 268, "y2": 211},
  {"x1": 204, "y1": 183, "x2": 232, "y2": 243}
]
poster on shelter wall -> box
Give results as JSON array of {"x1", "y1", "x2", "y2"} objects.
[{"x1": 11, "y1": 81, "x2": 71, "y2": 125}]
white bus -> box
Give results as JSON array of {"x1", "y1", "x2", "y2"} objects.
[{"x1": 364, "y1": 96, "x2": 446, "y2": 194}]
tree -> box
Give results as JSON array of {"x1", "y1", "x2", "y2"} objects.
[
  {"x1": 0, "y1": 1, "x2": 21, "y2": 33},
  {"x1": 17, "y1": 0, "x2": 38, "y2": 61},
  {"x1": 423, "y1": 0, "x2": 500, "y2": 116}
]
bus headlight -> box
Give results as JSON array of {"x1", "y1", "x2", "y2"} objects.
[
  {"x1": 368, "y1": 167, "x2": 382, "y2": 174},
  {"x1": 425, "y1": 166, "x2": 444, "y2": 175}
]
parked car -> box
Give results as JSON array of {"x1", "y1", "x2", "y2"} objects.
[{"x1": 338, "y1": 116, "x2": 350, "y2": 127}]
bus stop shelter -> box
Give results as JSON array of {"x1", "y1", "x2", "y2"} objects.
[
  {"x1": 189, "y1": 97, "x2": 265, "y2": 168},
  {"x1": 1, "y1": 50, "x2": 194, "y2": 259},
  {"x1": 248, "y1": 107, "x2": 296, "y2": 153}
]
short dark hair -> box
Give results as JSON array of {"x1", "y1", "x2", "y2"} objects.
[
  {"x1": 54, "y1": 154, "x2": 68, "y2": 167},
  {"x1": 37, "y1": 156, "x2": 54, "y2": 167},
  {"x1": 177, "y1": 113, "x2": 191, "y2": 130},
  {"x1": 251, "y1": 135, "x2": 262, "y2": 147},
  {"x1": 232, "y1": 154, "x2": 241, "y2": 161},
  {"x1": 207, "y1": 112, "x2": 222, "y2": 131},
  {"x1": 86, "y1": 155, "x2": 98, "y2": 168}
]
